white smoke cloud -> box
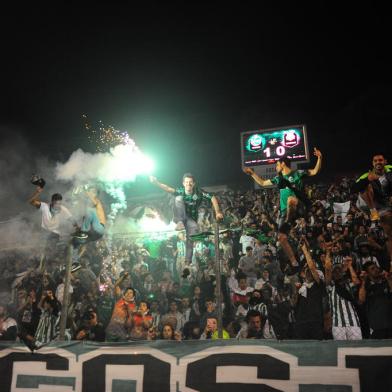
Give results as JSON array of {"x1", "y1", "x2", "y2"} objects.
[
  {"x1": 0, "y1": 129, "x2": 156, "y2": 252},
  {"x1": 55, "y1": 144, "x2": 154, "y2": 184},
  {"x1": 55, "y1": 142, "x2": 155, "y2": 225}
]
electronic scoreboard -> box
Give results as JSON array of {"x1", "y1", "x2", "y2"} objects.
[{"x1": 241, "y1": 124, "x2": 310, "y2": 167}]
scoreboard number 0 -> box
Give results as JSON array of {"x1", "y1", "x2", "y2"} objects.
[{"x1": 276, "y1": 146, "x2": 286, "y2": 156}]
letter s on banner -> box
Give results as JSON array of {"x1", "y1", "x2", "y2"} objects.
[
  {"x1": 177, "y1": 345, "x2": 362, "y2": 392},
  {"x1": 178, "y1": 346, "x2": 293, "y2": 392}
]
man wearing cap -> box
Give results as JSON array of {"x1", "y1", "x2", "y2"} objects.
[{"x1": 72, "y1": 257, "x2": 99, "y2": 296}]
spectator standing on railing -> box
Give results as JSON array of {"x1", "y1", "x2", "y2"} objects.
[
  {"x1": 29, "y1": 187, "x2": 74, "y2": 258},
  {"x1": 243, "y1": 149, "x2": 322, "y2": 273},
  {"x1": 353, "y1": 154, "x2": 392, "y2": 266},
  {"x1": 149, "y1": 173, "x2": 223, "y2": 263}
]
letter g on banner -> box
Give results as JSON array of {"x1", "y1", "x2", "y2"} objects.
[
  {"x1": 78, "y1": 346, "x2": 176, "y2": 392},
  {"x1": 0, "y1": 347, "x2": 77, "y2": 392}
]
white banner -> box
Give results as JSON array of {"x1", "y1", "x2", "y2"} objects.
[
  {"x1": 0, "y1": 341, "x2": 392, "y2": 391},
  {"x1": 333, "y1": 201, "x2": 351, "y2": 222}
]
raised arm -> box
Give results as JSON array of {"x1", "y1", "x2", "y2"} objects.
[
  {"x1": 28, "y1": 186, "x2": 43, "y2": 209},
  {"x1": 86, "y1": 189, "x2": 106, "y2": 225},
  {"x1": 149, "y1": 176, "x2": 176, "y2": 193},
  {"x1": 300, "y1": 239, "x2": 320, "y2": 284},
  {"x1": 266, "y1": 219, "x2": 275, "y2": 230},
  {"x1": 243, "y1": 167, "x2": 273, "y2": 187},
  {"x1": 114, "y1": 272, "x2": 129, "y2": 289},
  {"x1": 358, "y1": 272, "x2": 367, "y2": 304},
  {"x1": 324, "y1": 247, "x2": 332, "y2": 286},
  {"x1": 308, "y1": 148, "x2": 322, "y2": 177},
  {"x1": 211, "y1": 195, "x2": 224, "y2": 221},
  {"x1": 346, "y1": 256, "x2": 360, "y2": 285}
]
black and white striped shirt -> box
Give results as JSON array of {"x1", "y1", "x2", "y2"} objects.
[
  {"x1": 332, "y1": 254, "x2": 344, "y2": 266},
  {"x1": 327, "y1": 282, "x2": 360, "y2": 328}
]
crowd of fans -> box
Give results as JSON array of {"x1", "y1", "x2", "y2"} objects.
[{"x1": 1, "y1": 175, "x2": 392, "y2": 347}]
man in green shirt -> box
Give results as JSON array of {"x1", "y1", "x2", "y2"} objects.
[
  {"x1": 150, "y1": 173, "x2": 223, "y2": 262},
  {"x1": 243, "y1": 148, "x2": 322, "y2": 268}
]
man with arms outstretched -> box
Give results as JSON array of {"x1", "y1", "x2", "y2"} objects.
[
  {"x1": 150, "y1": 173, "x2": 223, "y2": 262},
  {"x1": 243, "y1": 148, "x2": 322, "y2": 269}
]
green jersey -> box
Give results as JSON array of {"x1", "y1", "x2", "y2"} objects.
[
  {"x1": 143, "y1": 239, "x2": 162, "y2": 259},
  {"x1": 270, "y1": 169, "x2": 308, "y2": 212},
  {"x1": 174, "y1": 187, "x2": 213, "y2": 221}
]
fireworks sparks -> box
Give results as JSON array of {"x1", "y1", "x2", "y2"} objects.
[
  {"x1": 72, "y1": 115, "x2": 159, "y2": 280},
  {"x1": 82, "y1": 114, "x2": 134, "y2": 152},
  {"x1": 69, "y1": 115, "x2": 154, "y2": 225}
]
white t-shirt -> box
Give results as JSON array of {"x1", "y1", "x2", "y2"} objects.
[
  {"x1": 40, "y1": 202, "x2": 72, "y2": 235},
  {"x1": 56, "y1": 283, "x2": 74, "y2": 305},
  {"x1": 239, "y1": 235, "x2": 256, "y2": 254}
]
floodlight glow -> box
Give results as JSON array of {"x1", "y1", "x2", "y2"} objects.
[
  {"x1": 103, "y1": 144, "x2": 155, "y2": 182},
  {"x1": 139, "y1": 215, "x2": 176, "y2": 233}
]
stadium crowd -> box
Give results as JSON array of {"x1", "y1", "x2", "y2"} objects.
[{"x1": 1, "y1": 156, "x2": 392, "y2": 347}]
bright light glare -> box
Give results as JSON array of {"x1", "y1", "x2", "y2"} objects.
[
  {"x1": 104, "y1": 144, "x2": 155, "y2": 182},
  {"x1": 139, "y1": 215, "x2": 175, "y2": 233}
]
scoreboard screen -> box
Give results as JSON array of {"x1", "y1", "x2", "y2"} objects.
[{"x1": 241, "y1": 125, "x2": 309, "y2": 167}]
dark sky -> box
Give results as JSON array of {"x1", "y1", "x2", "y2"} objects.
[{"x1": 0, "y1": 3, "x2": 391, "y2": 187}]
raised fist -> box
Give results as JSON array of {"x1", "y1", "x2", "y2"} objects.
[{"x1": 313, "y1": 148, "x2": 322, "y2": 158}]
